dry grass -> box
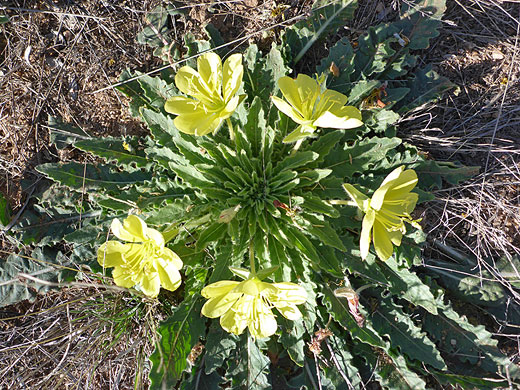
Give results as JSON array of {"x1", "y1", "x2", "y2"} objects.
[
  {"x1": 0, "y1": 288, "x2": 160, "y2": 389},
  {"x1": 0, "y1": 0, "x2": 519, "y2": 388}
]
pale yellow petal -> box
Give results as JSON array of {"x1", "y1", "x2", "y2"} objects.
[
  {"x1": 342, "y1": 183, "x2": 369, "y2": 211},
  {"x1": 120, "y1": 243, "x2": 147, "y2": 270},
  {"x1": 161, "y1": 247, "x2": 183, "y2": 270},
  {"x1": 111, "y1": 215, "x2": 146, "y2": 242},
  {"x1": 387, "y1": 228, "x2": 403, "y2": 247},
  {"x1": 312, "y1": 110, "x2": 363, "y2": 129},
  {"x1": 112, "y1": 265, "x2": 137, "y2": 288},
  {"x1": 373, "y1": 219, "x2": 394, "y2": 261},
  {"x1": 294, "y1": 74, "x2": 320, "y2": 118},
  {"x1": 222, "y1": 53, "x2": 243, "y2": 101},
  {"x1": 315, "y1": 89, "x2": 348, "y2": 114},
  {"x1": 197, "y1": 52, "x2": 222, "y2": 94},
  {"x1": 202, "y1": 292, "x2": 242, "y2": 318},
  {"x1": 175, "y1": 66, "x2": 214, "y2": 104},
  {"x1": 155, "y1": 258, "x2": 182, "y2": 292},
  {"x1": 275, "y1": 304, "x2": 302, "y2": 321},
  {"x1": 220, "y1": 304, "x2": 248, "y2": 335},
  {"x1": 360, "y1": 208, "x2": 375, "y2": 260},
  {"x1": 201, "y1": 280, "x2": 240, "y2": 298},
  {"x1": 97, "y1": 241, "x2": 125, "y2": 268},
  {"x1": 164, "y1": 96, "x2": 200, "y2": 115},
  {"x1": 174, "y1": 111, "x2": 223, "y2": 136},
  {"x1": 271, "y1": 282, "x2": 307, "y2": 305},
  {"x1": 146, "y1": 228, "x2": 165, "y2": 248},
  {"x1": 384, "y1": 170, "x2": 418, "y2": 200},
  {"x1": 250, "y1": 300, "x2": 277, "y2": 338},
  {"x1": 277, "y1": 76, "x2": 303, "y2": 116},
  {"x1": 140, "y1": 270, "x2": 161, "y2": 297},
  {"x1": 370, "y1": 166, "x2": 406, "y2": 211},
  {"x1": 272, "y1": 96, "x2": 305, "y2": 124}
]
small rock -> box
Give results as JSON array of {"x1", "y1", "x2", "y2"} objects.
[{"x1": 491, "y1": 51, "x2": 504, "y2": 60}]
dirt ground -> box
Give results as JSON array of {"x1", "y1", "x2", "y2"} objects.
[{"x1": 0, "y1": 0, "x2": 519, "y2": 388}]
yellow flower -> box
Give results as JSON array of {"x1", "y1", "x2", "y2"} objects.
[
  {"x1": 343, "y1": 166, "x2": 419, "y2": 261},
  {"x1": 271, "y1": 74, "x2": 363, "y2": 143},
  {"x1": 201, "y1": 270, "x2": 307, "y2": 338},
  {"x1": 164, "y1": 52, "x2": 245, "y2": 136},
  {"x1": 97, "y1": 215, "x2": 183, "y2": 297}
]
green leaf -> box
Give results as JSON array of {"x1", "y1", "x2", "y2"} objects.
[
  {"x1": 322, "y1": 137, "x2": 402, "y2": 180},
  {"x1": 273, "y1": 151, "x2": 318, "y2": 175},
  {"x1": 0, "y1": 192, "x2": 10, "y2": 226},
  {"x1": 0, "y1": 247, "x2": 68, "y2": 307},
  {"x1": 396, "y1": 65, "x2": 454, "y2": 113},
  {"x1": 423, "y1": 284, "x2": 520, "y2": 379},
  {"x1": 149, "y1": 297, "x2": 206, "y2": 389},
  {"x1": 74, "y1": 137, "x2": 152, "y2": 169},
  {"x1": 371, "y1": 297, "x2": 446, "y2": 370},
  {"x1": 0, "y1": 15, "x2": 9, "y2": 24},
  {"x1": 204, "y1": 322, "x2": 238, "y2": 375},
  {"x1": 47, "y1": 115, "x2": 91, "y2": 149},
  {"x1": 278, "y1": 317, "x2": 305, "y2": 366},
  {"x1": 302, "y1": 194, "x2": 339, "y2": 218},
  {"x1": 393, "y1": 0, "x2": 446, "y2": 51},
  {"x1": 244, "y1": 96, "x2": 266, "y2": 157},
  {"x1": 196, "y1": 222, "x2": 227, "y2": 250},
  {"x1": 382, "y1": 258, "x2": 438, "y2": 315},
  {"x1": 321, "y1": 282, "x2": 386, "y2": 348},
  {"x1": 181, "y1": 368, "x2": 223, "y2": 390},
  {"x1": 227, "y1": 334, "x2": 271, "y2": 390},
  {"x1": 286, "y1": 0, "x2": 359, "y2": 64},
  {"x1": 377, "y1": 353, "x2": 427, "y2": 390},
  {"x1": 413, "y1": 159, "x2": 479, "y2": 189},
  {"x1": 316, "y1": 37, "x2": 355, "y2": 92},
  {"x1": 36, "y1": 162, "x2": 152, "y2": 192},
  {"x1": 137, "y1": 5, "x2": 170, "y2": 49}
]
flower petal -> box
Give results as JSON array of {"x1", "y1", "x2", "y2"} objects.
[
  {"x1": 174, "y1": 111, "x2": 223, "y2": 136},
  {"x1": 275, "y1": 304, "x2": 302, "y2": 321},
  {"x1": 97, "y1": 241, "x2": 125, "y2": 268},
  {"x1": 277, "y1": 76, "x2": 303, "y2": 116},
  {"x1": 201, "y1": 280, "x2": 240, "y2": 298},
  {"x1": 164, "y1": 96, "x2": 201, "y2": 115},
  {"x1": 111, "y1": 215, "x2": 146, "y2": 242},
  {"x1": 175, "y1": 66, "x2": 214, "y2": 104},
  {"x1": 384, "y1": 170, "x2": 418, "y2": 201},
  {"x1": 360, "y1": 208, "x2": 376, "y2": 260},
  {"x1": 112, "y1": 265, "x2": 137, "y2": 288},
  {"x1": 250, "y1": 300, "x2": 278, "y2": 338},
  {"x1": 342, "y1": 183, "x2": 369, "y2": 211},
  {"x1": 373, "y1": 219, "x2": 394, "y2": 261},
  {"x1": 271, "y1": 282, "x2": 307, "y2": 305},
  {"x1": 220, "y1": 306, "x2": 248, "y2": 335},
  {"x1": 155, "y1": 257, "x2": 182, "y2": 292},
  {"x1": 197, "y1": 52, "x2": 222, "y2": 94},
  {"x1": 161, "y1": 248, "x2": 183, "y2": 270},
  {"x1": 312, "y1": 109, "x2": 363, "y2": 129},
  {"x1": 222, "y1": 53, "x2": 243, "y2": 101},
  {"x1": 120, "y1": 243, "x2": 147, "y2": 270},
  {"x1": 293, "y1": 74, "x2": 320, "y2": 118},
  {"x1": 140, "y1": 270, "x2": 161, "y2": 297},
  {"x1": 202, "y1": 292, "x2": 242, "y2": 318},
  {"x1": 315, "y1": 89, "x2": 348, "y2": 114},
  {"x1": 271, "y1": 96, "x2": 305, "y2": 124},
  {"x1": 146, "y1": 228, "x2": 165, "y2": 248},
  {"x1": 370, "y1": 166, "x2": 406, "y2": 211}
]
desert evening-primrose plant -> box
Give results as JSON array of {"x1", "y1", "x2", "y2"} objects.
[{"x1": 6, "y1": 1, "x2": 520, "y2": 389}]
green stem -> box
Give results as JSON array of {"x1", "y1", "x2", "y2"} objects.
[
  {"x1": 226, "y1": 118, "x2": 235, "y2": 142},
  {"x1": 249, "y1": 241, "x2": 256, "y2": 275}
]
